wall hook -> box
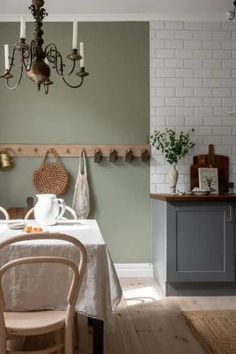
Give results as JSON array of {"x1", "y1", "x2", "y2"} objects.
[
  {"x1": 141, "y1": 148, "x2": 150, "y2": 162},
  {"x1": 109, "y1": 149, "x2": 118, "y2": 162},
  {"x1": 94, "y1": 149, "x2": 102, "y2": 163},
  {"x1": 125, "y1": 149, "x2": 133, "y2": 163}
]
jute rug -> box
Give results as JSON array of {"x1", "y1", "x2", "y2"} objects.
[{"x1": 183, "y1": 310, "x2": 236, "y2": 354}]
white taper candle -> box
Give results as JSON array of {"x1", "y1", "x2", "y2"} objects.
[
  {"x1": 20, "y1": 16, "x2": 26, "y2": 39},
  {"x1": 72, "y1": 20, "x2": 78, "y2": 49},
  {"x1": 80, "y1": 42, "x2": 85, "y2": 67},
  {"x1": 4, "y1": 44, "x2": 9, "y2": 71}
]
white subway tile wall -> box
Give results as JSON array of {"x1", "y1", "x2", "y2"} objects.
[{"x1": 150, "y1": 21, "x2": 236, "y2": 193}]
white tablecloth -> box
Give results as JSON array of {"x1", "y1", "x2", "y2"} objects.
[{"x1": 0, "y1": 219, "x2": 122, "y2": 321}]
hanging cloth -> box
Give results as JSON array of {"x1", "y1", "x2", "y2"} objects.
[{"x1": 72, "y1": 150, "x2": 90, "y2": 219}]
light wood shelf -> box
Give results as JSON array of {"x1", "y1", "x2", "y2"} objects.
[{"x1": 0, "y1": 144, "x2": 150, "y2": 158}]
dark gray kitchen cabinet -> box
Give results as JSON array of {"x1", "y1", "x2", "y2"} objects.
[
  {"x1": 167, "y1": 202, "x2": 234, "y2": 282},
  {"x1": 151, "y1": 194, "x2": 236, "y2": 296}
]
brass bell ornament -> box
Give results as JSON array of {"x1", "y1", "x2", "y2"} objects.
[{"x1": 0, "y1": 149, "x2": 14, "y2": 171}]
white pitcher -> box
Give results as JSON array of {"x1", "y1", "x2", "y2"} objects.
[{"x1": 34, "y1": 194, "x2": 66, "y2": 226}]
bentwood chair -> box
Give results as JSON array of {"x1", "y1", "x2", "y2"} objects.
[
  {"x1": 0, "y1": 207, "x2": 9, "y2": 220},
  {"x1": 24, "y1": 206, "x2": 77, "y2": 220},
  {"x1": 0, "y1": 233, "x2": 87, "y2": 354},
  {"x1": 7, "y1": 197, "x2": 34, "y2": 219}
]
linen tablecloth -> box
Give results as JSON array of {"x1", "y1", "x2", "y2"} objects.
[{"x1": 0, "y1": 219, "x2": 122, "y2": 321}]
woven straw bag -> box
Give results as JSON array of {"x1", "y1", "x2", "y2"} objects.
[{"x1": 33, "y1": 148, "x2": 70, "y2": 196}]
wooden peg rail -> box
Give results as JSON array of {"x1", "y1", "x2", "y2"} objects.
[{"x1": 0, "y1": 144, "x2": 150, "y2": 159}]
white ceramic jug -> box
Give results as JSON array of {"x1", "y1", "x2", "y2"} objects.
[{"x1": 34, "y1": 194, "x2": 66, "y2": 226}]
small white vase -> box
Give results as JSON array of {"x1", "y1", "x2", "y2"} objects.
[{"x1": 169, "y1": 164, "x2": 178, "y2": 193}]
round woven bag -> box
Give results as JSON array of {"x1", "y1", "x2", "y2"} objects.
[{"x1": 33, "y1": 148, "x2": 70, "y2": 196}]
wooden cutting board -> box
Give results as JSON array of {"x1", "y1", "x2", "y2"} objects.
[{"x1": 190, "y1": 144, "x2": 229, "y2": 194}]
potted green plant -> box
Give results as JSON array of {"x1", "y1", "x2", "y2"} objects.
[{"x1": 150, "y1": 128, "x2": 195, "y2": 193}]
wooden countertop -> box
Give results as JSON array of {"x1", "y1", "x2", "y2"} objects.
[{"x1": 150, "y1": 193, "x2": 236, "y2": 202}]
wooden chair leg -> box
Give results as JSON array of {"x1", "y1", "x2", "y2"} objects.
[
  {"x1": 73, "y1": 314, "x2": 79, "y2": 352},
  {"x1": 65, "y1": 323, "x2": 74, "y2": 354},
  {"x1": 7, "y1": 336, "x2": 26, "y2": 352},
  {"x1": 55, "y1": 330, "x2": 63, "y2": 354}
]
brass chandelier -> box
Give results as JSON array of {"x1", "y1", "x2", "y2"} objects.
[{"x1": 0, "y1": 0, "x2": 89, "y2": 94}]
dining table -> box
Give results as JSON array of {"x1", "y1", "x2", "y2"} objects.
[{"x1": 0, "y1": 219, "x2": 122, "y2": 354}]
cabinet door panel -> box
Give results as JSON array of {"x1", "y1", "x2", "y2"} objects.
[{"x1": 167, "y1": 202, "x2": 234, "y2": 282}]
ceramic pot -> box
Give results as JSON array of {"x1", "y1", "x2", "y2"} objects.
[{"x1": 169, "y1": 164, "x2": 178, "y2": 193}]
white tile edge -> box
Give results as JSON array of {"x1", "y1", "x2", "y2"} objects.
[{"x1": 115, "y1": 263, "x2": 153, "y2": 278}]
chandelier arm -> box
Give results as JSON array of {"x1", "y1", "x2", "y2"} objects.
[
  {"x1": 21, "y1": 50, "x2": 31, "y2": 72},
  {"x1": 68, "y1": 60, "x2": 76, "y2": 76},
  {"x1": 0, "y1": 72, "x2": 7, "y2": 79},
  {"x1": 62, "y1": 75, "x2": 84, "y2": 89},
  {"x1": 45, "y1": 44, "x2": 79, "y2": 77},
  {"x1": 44, "y1": 43, "x2": 58, "y2": 54},
  {"x1": 52, "y1": 51, "x2": 64, "y2": 76},
  {"x1": 44, "y1": 44, "x2": 59, "y2": 63},
  {"x1": 5, "y1": 64, "x2": 24, "y2": 90},
  {"x1": 44, "y1": 83, "x2": 49, "y2": 94},
  {"x1": 57, "y1": 53, "x2": 82, "y2": 77},
  {"x1": 59, "y1": 55, "x2": 80, "y2": 76},
  {"x1": 44, "y1": 44, "x2": 64, "y2": 76},
  {"x1": 0, "y1": 47, "x2": 18, "y2": 78},
  {"x1": 9, "y1": 48, "x2": 17, "y2": 72},
  {"x1": 21, "y1": 40, "x2": 36, "y2": 72}
]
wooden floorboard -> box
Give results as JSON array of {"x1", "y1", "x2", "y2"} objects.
[{"x1": 79, "y1": 277, "x2": 236, "y2": 353}]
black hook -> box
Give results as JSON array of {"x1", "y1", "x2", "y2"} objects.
[
  {"x1": 125, "y1": 149, "x2": 133, "y2": 163},
  {"x1": 94, "y1": 149, "x2": 102, "y2": 163},
  {"x1": 141, "y1": 149, "x2": 150, "y2": 162},
  {"x1": 109, "y1": 149, "x2": 118, "y2": 162}
]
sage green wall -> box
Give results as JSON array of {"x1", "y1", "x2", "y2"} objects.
[{"x1": 0, "y1": 22, "x2": 150, "y2": 263}]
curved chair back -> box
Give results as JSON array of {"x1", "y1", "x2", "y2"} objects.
[
  {"x1": 0, "y1": 256, "x2": 80, "y2": 350},
  {"x1": 0, "y1": 233, "x2": 86, "y2": 281},
  {"x1": 0, "y1": 207, "x2": 9, "y2": 220},
  {"x1": 62, "y1": 206, "x2": 77, "y2": 220},
  {"x1": 0, "y1": 233, "x2": 87, "y2": 354},
  {"x1": 7, "y1": 197, "x2": 34, "y2": 219},
  {"x1": 24, "y1": 206, "x2": 77, "y2": 220}
]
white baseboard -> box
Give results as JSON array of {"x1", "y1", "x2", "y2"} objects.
[{"x1": 115, "y1": 263, "x2": 153, "y2": 278}]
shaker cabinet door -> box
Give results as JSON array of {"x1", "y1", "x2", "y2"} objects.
[{"x1": 167, "y1": 202, "x2": 235, "y2": 282}]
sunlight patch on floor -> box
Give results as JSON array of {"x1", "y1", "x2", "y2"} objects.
[{"x1": 123, "y1": 286, "x2": 161, "y2": 306}]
